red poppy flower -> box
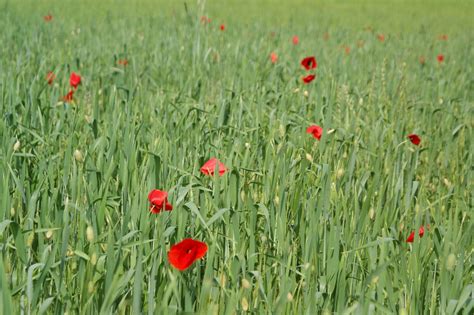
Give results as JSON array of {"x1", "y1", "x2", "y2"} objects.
[
  {"x1": 437, "y1": 54, "x2": 444, "y2": 63},
  {"x1": 408, "y1": 134, "x2": 421, "y2": 146},
  {"x1": 220, "y1": 24, "x2": 225, "y2": 31},
  {"x1": 418, "y1": 225, "x2": 425, "y2": 238},
  {"x1": 200, "y1": 158, "x2": 227, "y2": 176},
  {"x1": 419, "y1": 56, "x2": 426, "y2": 65},
  {"x1": 168, "y1": 238, "x2": 208, "y2": 271},
  {"x1": 117, "y1": 59, "x2": 129, "y2": 66},
  {"x1": 377, "y1": 34, "x2": 385, "y2": 42},
  {"x1": 406, "y1": 231, "x2": 415, "y2": 243},
  {"x1": 270, "y1": 52, "x2": 278, "y2": 64},
  {"x1": 46, "y1": 72, "x2": 56, "y2": 85},
  {"x1": 406, "y1": 225, "x2": 425, "y2": 243},
  {"x1": 302, "y1": 74, "x2": 316, "y2": 84},
  {"x1": 148, "y1": 189, "x2": 173, "y2": 213},
  {"x1": 301, "y1": 56, "x2": 317, "y2": 70},
  {"x1": 70, "y1": 72, "x2": 81, "y2": 89},
  {"x1": 306, "y1": 125, "x2": 323, "y2": 140},
  {"x1": 292, "y1": 35, "x2": 299, "y2": 45},
  {"x1": 43, "y1": 14, "x2": 53, "y2": 22},
  {"x1": 63, "y1": 90, "x2": 74, "y2": 102},
  {"x1": 344, "y1": 46, "x2": 351, "y2": 55}
]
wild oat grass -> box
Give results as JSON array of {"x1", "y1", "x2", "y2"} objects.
[{"x1": 0, "y1": 0, "x2": 472, "y2": 314}]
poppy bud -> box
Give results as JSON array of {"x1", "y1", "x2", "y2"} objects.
[
  {"x1": 13, "y1": 140, "x2": 20, "y2": 151},
  {"x1": 446, "y1": 253, "x2": 456, "y2": 271},
  {"x1": 74, "y1": 149, "x2": 84, "y2": 162},
  {"x1": 27, "y1": 233, "x2": 34, "y2": 247},
  {"x1": 90, "y1": 252, "x2": 97, "y2": 265},
  {"x1": 241, "y1": 297, "x2": 249, "y2": 311},
  {"x1": 336, "y1": 168, "x2": 345, "y2": 179},
  {"x1": 88, "y1": 281, "x2": 95, "y2": 293},
  {"x1": 241, "y1": 278, "x2": 251, "y2": 289},
  {"x1": 369, "y1": 208, "x2": 375, "y2": 220},
  {"x1": 86, "y1": 226, "x2": 94, "y2": 242}
]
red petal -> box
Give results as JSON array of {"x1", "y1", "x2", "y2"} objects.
[
  {"x1": 408, "y1": 134, "x2": 421, "y2": 146},
  {"x1": 148, "y1": 189, "x2": 172, "y2": 213},
  {"x1": 201, "y1": 158, "x2": 227, "y2": 176},
  {"x1": 168, "y1": 239, "x2": 208, "y2": 271},
  {"x1": 418, "y1": 225, "x2": 425, "y2": 238},
  {"x1": 70, "y1": 72, "x2": 81, "y2": 88},
  {"x1": 302, "y1": 74, "x2": 316, "y2": 84},
  {"x1": 63, "y1": 90, "x2": 74, "y2": 102},
  {"x1": 406, "y1": 231, "x2": 415, "y2": 243},
  {"x1": 301, "y1": 56, "x2": 317, "y2": 70},
  {"x1": 306, "y1": 125, "x2": 323, "y2": 140}
]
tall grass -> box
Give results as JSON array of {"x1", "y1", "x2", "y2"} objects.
[{"x1": 0, "y1": 0, "x2": 472, "y2": 313}]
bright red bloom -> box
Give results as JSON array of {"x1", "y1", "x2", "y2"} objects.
[
  {"x1": 220, "y1": 24, "x2": 225, "y2": 31},
  {"x1": 270, "y1": 52, "x2": 278, "y2": 64},
  {"x1": 306, "y1": 125, "x2": 323, "y2": 140},
  {"x1": 168, "y1": 238, "x2": 208, "y2": 271},
  {"x1": 377, "y1": 34, "x2": 385, "y2": 42},
  {"x1": 302, "y1": 74, "x2": 316, "y2": 84},
  {"x1": 63, "y1": 90, "x2": 74, "y2": 102},
  {"x1": 292, "y1": 35, "x2": 299, "y2": 45},
  {"x1": 437, "y1": 54, "x2": 444, "y2": 63},
  {"x1": 69, "y1": 72, "x2": 81, "y2": 88},
  {"x1": 406, "y1": 231, "x2": 415, "y2": 243},
  {"x1": 408, "y1": 134, "x2": 421, "y2": 146},
  {"x1": 46, "y1": 72, "x2": 56, "y2": 85},
  {"x1": 43, "y1": 14, "x2": 53, "y2": 22},
  {"x1": 148, "y1": 189, "x2": 173, "y2": 213},
  {"x1": 406, "y1": 225, "x2": 425, "y2": 243},
  {"x1": 117, "y1": 59, "x2": 129, "y2": 66},
  {"x1": 301, "y1": 56, "x2": 317, "y2": 70},
  {"x1": 418, "y1": 225, "x2": 425, "y2": 238},
  {"x1": 200, "y1": 158, "x2": 227, "y2": 176}
]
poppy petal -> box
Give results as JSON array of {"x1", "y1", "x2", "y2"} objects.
[
  {"x1": 301, "y1": 56, "x2": 317, "y2": 70},
  {"x1": 148, "y1": 189, "x2": 172, "y2": 213},
  {"x1": 306, "y1": 125, "x2": 323, "y2": 140},
  {"x1": 168, "y1": 239, "x2": 208, "y2": 271},
  {"x1": 418, "y1": 225, "x2": 425, "y2": 238},
  {"x1": 302, "y1": 74, "x2": 316, "y2": 84},
  {"x1": 201, "y1": 158, "x2": 227, "y2": 176},
  {"x1": 70, "y1": 72, "x2": 81, "y2": 88},
  {"x1": 408, "y1": 134, "x2": 421, "y2": 146}
]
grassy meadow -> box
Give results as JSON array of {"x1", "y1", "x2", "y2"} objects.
[{"x1": 0, "y1": 0, "x2": 473, "y2": 313}]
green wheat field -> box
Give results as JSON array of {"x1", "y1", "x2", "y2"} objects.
[{"x1": 0, "y1": 0, "x2": 473, "y2": 314}]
